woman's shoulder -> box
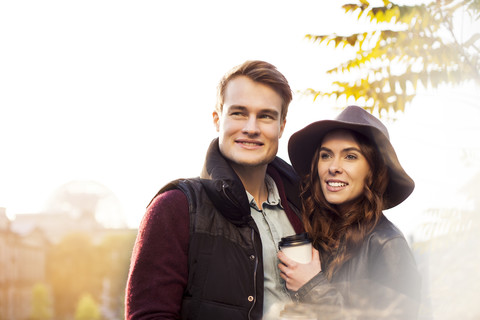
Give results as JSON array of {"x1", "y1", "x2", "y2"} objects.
[{"x1": 368, "y1": 215, "x2": 408, "y2": 247}]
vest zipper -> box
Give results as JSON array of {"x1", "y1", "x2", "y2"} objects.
[
  {"x1": 247, "y1": 227, "x2": 258, "y2": 320},
  {"x1": 222, "y1": 182, "x2": 258, "y2": 318}
]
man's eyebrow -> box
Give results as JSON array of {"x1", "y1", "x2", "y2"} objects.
[
  {"x1": 227, "y1": 105, "x2": 248, "y2": 113},
  {"x1": 228, "y1": 105, "x2": 246, "y2": 110},
  {"x1": 227, "y1": 105, "x2": 280, "y2": 117},
  {"x1": 260, "y1": 108, "x2": 280, "y2": 116}
]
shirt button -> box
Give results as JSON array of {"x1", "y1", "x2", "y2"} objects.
[
  {"x1": 248, "y1": 296, "x2": 254, "y2": 302},
  {"x1": 249, "y1": 255, "x2": 255, "y2": 261}
]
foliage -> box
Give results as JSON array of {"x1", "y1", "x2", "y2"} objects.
[
  {"x1": 97, "y1": 232, "x2": 137, "y2": 317},
  {"x1": 415, "y1": 206, "x2": 480, "y2": 318},
  {"x1": 46, "y1": 231, "x2": 136, "y2": 319},
  {"x1": 413, "y1": 161, "x2": 480, "y2": 317},
  {"x1": 46, "y1": 232, "x2": 103, "y2": 318},
  {"x1": 74, "y1": 294, "x2": 101, "y2": 320},
  {"x1": 29, "y1": 283, "x2": 52, "y2": 320},
  {"x1": 305, "y1": 0, "x2": 480, "y2": 115}
]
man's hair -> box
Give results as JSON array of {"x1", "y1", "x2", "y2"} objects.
[{"x1": 215, "y1": 60, "x2": 292, "y2": 121}]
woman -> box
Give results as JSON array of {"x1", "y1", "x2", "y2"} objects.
[{"x1": 278, "y1": 106, "x2": 421, "y2": 319}]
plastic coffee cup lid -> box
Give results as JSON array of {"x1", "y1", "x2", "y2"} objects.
[{"x1": 278, "y1": 233, "x2": 311, "y2": 248}]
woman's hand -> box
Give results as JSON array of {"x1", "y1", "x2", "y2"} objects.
[{"x1": 278, "y1": 247, "x2": 322, "y2": 292}]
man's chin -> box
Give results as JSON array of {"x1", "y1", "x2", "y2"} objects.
[
  {"x1": 230, "y1": 157, "x2": 275, "y2": 169},
  {"x1": 222, "y1": 149, "x2": 277, "y2": 170}
]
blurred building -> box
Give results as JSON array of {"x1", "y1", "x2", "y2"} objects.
[
  {"x1": 0, "y1": 207, "x2": 50, "y2": 320},
  {"x1": 0, "y1": 180, "x2": 137, "y2": 319},
  {"x1": 11, "y1": 209, "x2": 104, "y2": 244},
  {"x1": 10, "y1": 180, "x2": 131, "y2": 244}
]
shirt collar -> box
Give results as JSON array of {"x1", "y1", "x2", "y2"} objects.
[{"x1": 246, "y1": 174, "x2": 283, "y2": 210}]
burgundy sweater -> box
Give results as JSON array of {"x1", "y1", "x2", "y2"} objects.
[{"x1": 125, "y1": 189, "x2": 189, "y2": 319}]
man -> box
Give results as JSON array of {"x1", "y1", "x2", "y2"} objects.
[{"x1": 125, "y1": 60, "x2": 303, "y2": 320}]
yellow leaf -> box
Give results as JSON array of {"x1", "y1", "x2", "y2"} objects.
[
  {"x1": 346, "y1": 35, "x2": 358, "y2": 46},
  {"x1": 334, "y1": 37, "x2": 343, "y2": 48}
]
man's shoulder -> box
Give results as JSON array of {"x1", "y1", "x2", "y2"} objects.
[
  {"x1": 142, "y1": 186, "x2": 190, "y2": 240},
  {"x1": 148, "y1": 177, "x2": 206, "y2": 211},
  {"x1": 270, "y1": 156, "x2": 296, "y2": 173},
  {"x1": 148, "y1": 188, "x2": 187, "y2": 210}
]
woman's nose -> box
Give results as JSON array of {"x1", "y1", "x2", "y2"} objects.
[{"x1": 328, "y1": 158, "x2": 342, "y2": 175}]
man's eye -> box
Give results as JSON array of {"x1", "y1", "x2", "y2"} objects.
[{"x1": 259, "y1": 114, "x2": 274, "y2": 120}]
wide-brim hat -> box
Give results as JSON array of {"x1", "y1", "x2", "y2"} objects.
[{"x1": 288, "y1": 105, "x2": 414, "y2": 210}]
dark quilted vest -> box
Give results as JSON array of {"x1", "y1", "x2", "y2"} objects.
[{"x1": 163, "y1": 178, "x2": 264, "y2": 320}]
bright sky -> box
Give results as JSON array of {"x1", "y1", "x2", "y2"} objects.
[{"x1": 1, "y1": 1, "x2": 479, "y2": 238}]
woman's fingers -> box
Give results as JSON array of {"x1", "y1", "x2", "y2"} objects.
[
  {"x1": 279, "y1": 270, "x2": 287, "y2": 281},
  {"x1": 278, "y1": 252, "x2": 295, "y2": 275},
  {"x1": 277, "y1": 247, "x2": 323, "y2": 291},
  {"x1": 277, "y1": 250, "x2": 293, "y2": 267}
]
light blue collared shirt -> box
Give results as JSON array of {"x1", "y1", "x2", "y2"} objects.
[{"x1": 246, "y1": 174, "x2": 295, "y2": 316}]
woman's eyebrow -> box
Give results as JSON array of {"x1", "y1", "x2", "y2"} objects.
[
  {"x1": 319, "y1": 146, "x2": 361, "y2": 153},
  {"x1": 342, "y1": 147, "x2": 362, "y2": 153}
]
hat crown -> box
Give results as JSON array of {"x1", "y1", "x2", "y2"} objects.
[{"x1": 336, "y1": 106, "x2": 390, "y2": 140}]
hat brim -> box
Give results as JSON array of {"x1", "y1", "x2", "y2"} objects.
[{"x1": 288, "y1": 119, "x2": 414, "y2": 210}]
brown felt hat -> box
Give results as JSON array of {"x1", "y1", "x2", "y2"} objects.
[{"x1": 288, "y1": 105, "x2": 414, "y2": 209}]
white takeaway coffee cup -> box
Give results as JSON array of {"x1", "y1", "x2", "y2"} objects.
[{"x1": 278, "y1": 233, "x2": 312, "y2": 264}]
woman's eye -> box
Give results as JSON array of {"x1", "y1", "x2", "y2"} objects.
[
  {"x1": 320, "y1": 152, "x2": 330, "y2": 159},
  {"x1": 346, "y1": 154, "x2": 358, "y2": 160}
]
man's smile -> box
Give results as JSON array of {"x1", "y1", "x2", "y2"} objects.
[{"x1": 235, "y1": 139, "x2": 264, "y2": 148}]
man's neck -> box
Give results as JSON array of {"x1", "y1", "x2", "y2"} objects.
[{"x1": 231, "y1": 163, "x2": 269, "y2": 209}]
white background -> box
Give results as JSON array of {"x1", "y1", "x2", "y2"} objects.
[{"x1": 1, "y1": 0, "x2": 479, "y2": 238}]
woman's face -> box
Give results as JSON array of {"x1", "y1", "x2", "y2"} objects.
[{"x1": 317, "y1": 129, "x2": 371, "y2": 208}]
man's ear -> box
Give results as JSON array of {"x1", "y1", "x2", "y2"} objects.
[
  {"x1": 279, "y1": 118, "x2": 286, "y2": 138},
  {"x1": 213, "y1": 111, "x2": 220, "y2": 132}
]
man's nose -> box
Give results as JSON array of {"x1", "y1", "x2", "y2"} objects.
[{"x1": 242, "y1": 116, "x2": 260, "y2": 135}]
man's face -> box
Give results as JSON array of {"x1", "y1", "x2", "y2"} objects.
[{"x1": 213, "y1": 76, "x2": 286, "y2": 170}]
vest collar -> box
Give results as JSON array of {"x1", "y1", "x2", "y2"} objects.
[{"x1": 198, "y1": 138, "x2": 302, "y2": 229}]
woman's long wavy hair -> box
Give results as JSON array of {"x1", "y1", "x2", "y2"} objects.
[{"x1": 301, "y1": 129, "x2": 389, "y2": 280}]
